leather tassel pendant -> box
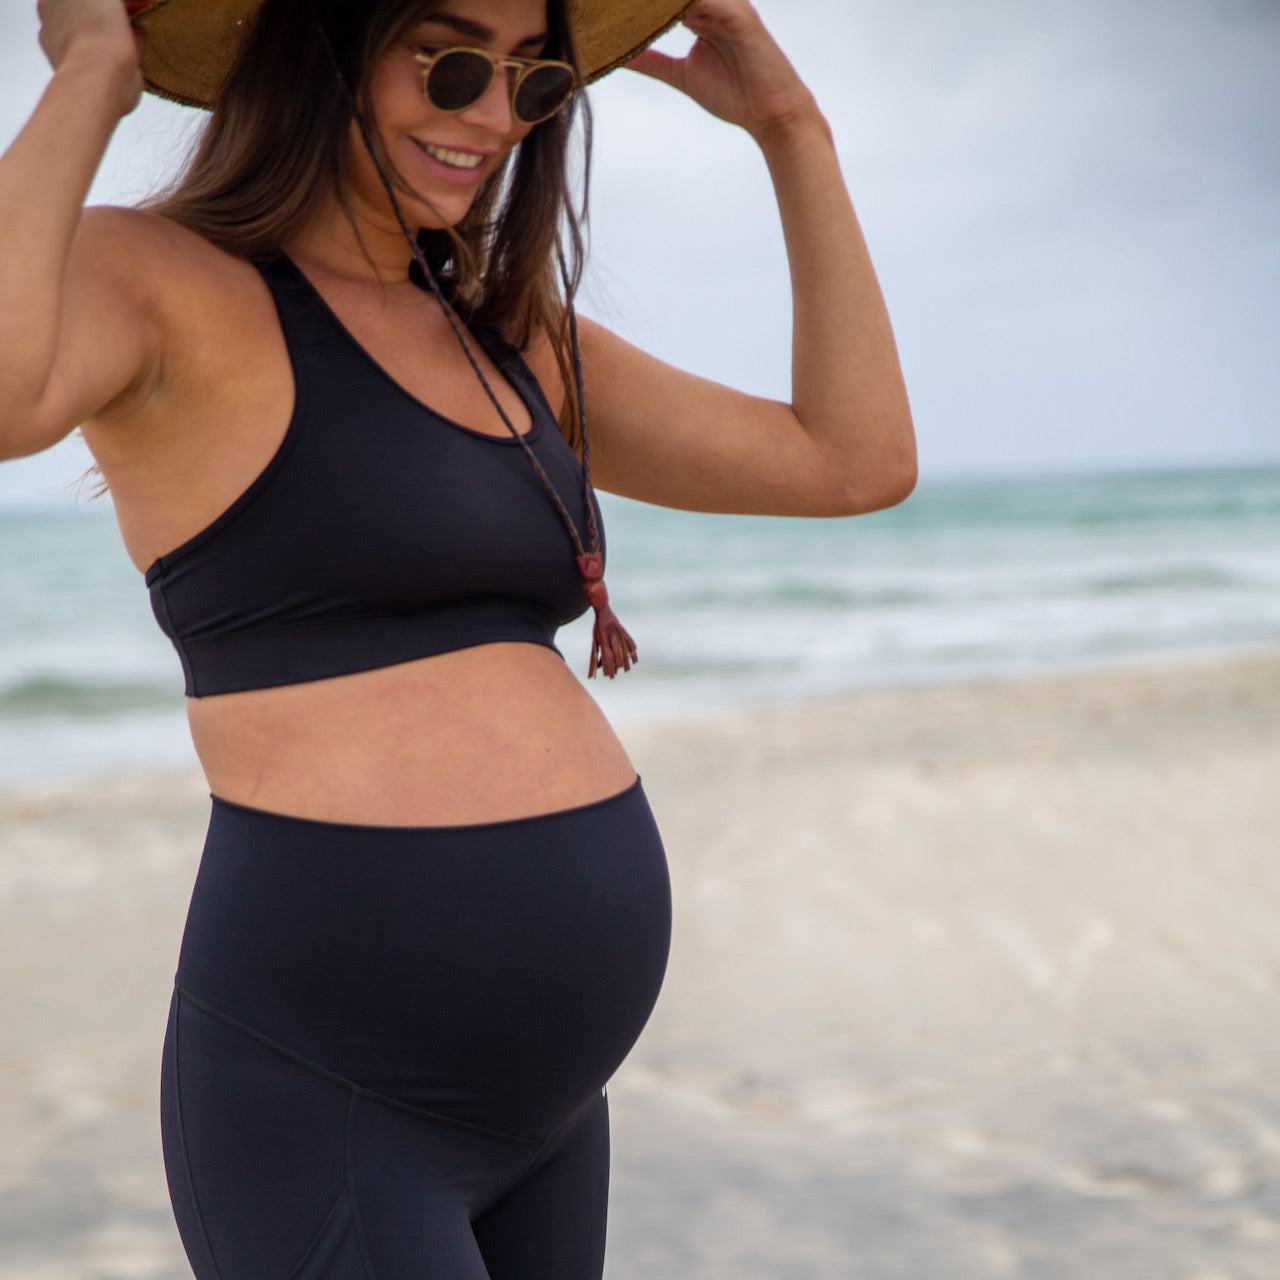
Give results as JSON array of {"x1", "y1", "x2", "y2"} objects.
[{"x1": 577, "y1": 553, "x2": 637, "y2": 678}]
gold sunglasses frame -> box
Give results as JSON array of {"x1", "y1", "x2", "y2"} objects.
[{"x1": 411, "y1": 47, "x2": 579, "y2": 124}]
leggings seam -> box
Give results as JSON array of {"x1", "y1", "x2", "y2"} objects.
[
  {"x1": 345, "y1": 1096, "x2": 377, "y2": 1280},
  {"x1": 283, "y1": 1184, "x2": 348, "y2": 1280},
  {"x1": 175, "y1": 986, "x2": 541, "y2": 1147},
  {"x1": 171, "y1": 991, "x2": 225, "y2": 1280},
  {"x1": 493, "y1": 1089, "x2": 605, "y2": 1207}
]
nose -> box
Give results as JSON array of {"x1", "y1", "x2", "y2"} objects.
[{"x1": 457, "y1": 63, "x2": 516, "y2": 136}]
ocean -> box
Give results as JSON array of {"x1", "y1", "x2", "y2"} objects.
[{"x1": 1, "y1": 465, "x2": 1278, "y2": 785}]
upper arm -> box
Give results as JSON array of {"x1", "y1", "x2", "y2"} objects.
[
  {"x1": 2, "y1": 206, "x2": 163, "y2": 460},
  {"x1": 572, "y1": 318, "x2": 914, "y2": 518}
]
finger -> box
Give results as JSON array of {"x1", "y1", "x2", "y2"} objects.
[
  {"x1": 624, "y1": 48, "x2": 684, "y2": 89},
  {"x1": 682, "y1": 0, "x2": 757, "y2": 39}
]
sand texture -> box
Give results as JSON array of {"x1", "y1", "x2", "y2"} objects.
[{"x1": 2, "y1": 652, "x2": 1279, "y2": 1278}]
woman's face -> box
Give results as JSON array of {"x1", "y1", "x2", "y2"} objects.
[{"x1": 351, "y1": 0, "x2": 555, "y2": 231}]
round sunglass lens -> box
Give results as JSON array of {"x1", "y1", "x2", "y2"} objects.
[
  {"x1": 513, "y1": 65, "x2": 575, "y2": 122},
  {"x1": 427, "y1": 50, "x2": 494, "y2": 111}
]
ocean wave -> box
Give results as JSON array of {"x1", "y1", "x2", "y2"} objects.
[
  {"x1": 1087, "y1": 565, "x2": 1246, "y2": 595},
  {"x1": 0, "y1": 674, "x2": 181, "y2": 719}
]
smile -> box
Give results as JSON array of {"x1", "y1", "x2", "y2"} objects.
[{"x1": 413, "y1": 141, "x2": 486, "y2": 171}]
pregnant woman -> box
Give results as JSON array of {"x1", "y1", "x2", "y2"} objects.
[{"x1": 1, "y1": 0, "x2": 915, "y2": 1275}]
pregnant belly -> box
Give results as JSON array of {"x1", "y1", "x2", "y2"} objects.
[
  {"x1": 176, "y1": 777, "x2": 672, "y2": 1140},
  {"x1": 186, "y1": 642, "x2": 638, "y2": 826}
]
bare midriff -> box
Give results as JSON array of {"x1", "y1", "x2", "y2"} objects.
[{"x1": 186, "y1": 641, "x2": 638, "y2": 828}]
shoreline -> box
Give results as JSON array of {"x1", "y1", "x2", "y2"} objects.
[{"x1": 2, "y1": 648, "x2": 1278, "y2": 1277}]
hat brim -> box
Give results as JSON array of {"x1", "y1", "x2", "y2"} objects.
[{"x1": 131, "y1": 0, "x2": 699, "y2": 110}]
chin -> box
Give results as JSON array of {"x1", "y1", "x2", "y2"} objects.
[
  {"x1": 348, "y1": 159, "x2": 481, "y2": 235},
  {"x1": 404, "y1": 197, "x2": 474, "y2": 232}
]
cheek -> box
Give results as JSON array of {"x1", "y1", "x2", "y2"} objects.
[{"x1": 365, "y1": 56, "x2": 428, "y2": 129}]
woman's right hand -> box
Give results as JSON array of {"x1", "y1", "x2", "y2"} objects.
[{"x1": 36, "y1": 0, "x2": 146, "y2": 116}]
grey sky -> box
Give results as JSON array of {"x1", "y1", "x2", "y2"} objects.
[{"x1": 1, "y1": 0, "x2": 1277, "y2": 509}]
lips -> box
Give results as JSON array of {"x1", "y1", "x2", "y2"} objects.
[
  {"x1": 418, "y1": 142, "x2": 485, "y2": 170},
  {"x1": 410, "y1": 137, "x2": 495, "y2": 180}
]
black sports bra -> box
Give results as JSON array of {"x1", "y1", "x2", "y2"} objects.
[{"x1": 145, "y1": 254, "x2": 599, "y2": 697}]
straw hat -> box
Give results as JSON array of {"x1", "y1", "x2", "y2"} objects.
[{"x1": 128, "y1": 0, "x2": 699, "y2": 110}]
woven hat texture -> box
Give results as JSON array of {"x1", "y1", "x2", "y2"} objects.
[{"x1": 131, "y1": 0, "x2": 698, "y2": 109}]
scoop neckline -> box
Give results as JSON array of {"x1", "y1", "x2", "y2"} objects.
[{"x1": 275, "y1": 252, "x2": 544, "y2": 447}]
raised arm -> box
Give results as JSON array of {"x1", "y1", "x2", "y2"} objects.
[
  {"x1": 584, "y1": 0, "x2": 916, "y2": 517},
  {"x1": 0, "y1": 0, "x2": 158, "y2": 461}
]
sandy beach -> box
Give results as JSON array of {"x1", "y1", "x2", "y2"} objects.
[{"x1": 2, "y1": 651, "x2": 1278, "y2": 1279}]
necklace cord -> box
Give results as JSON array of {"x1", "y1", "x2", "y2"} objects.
[{"x1": 314, "y1": 21, "x2": 636, "y2": 676}]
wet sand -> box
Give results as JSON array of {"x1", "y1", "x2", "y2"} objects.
[{"x1": 2, "y1": 652, "x2": 1279, "y2": 1278}]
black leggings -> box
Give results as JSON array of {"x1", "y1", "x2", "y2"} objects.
[{"x1": 161, "y1": 780, "x2": 671, "y2": 1280}]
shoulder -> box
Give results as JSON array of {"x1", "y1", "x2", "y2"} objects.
[
  {"x1": 512, "y1": 323, "x2": 569, "y2": 422},
  {"x1": 74, "y1": 207, "x2": 264, "y2": 319},
  {"x1": 76, "y1": 205, "x2": 234, "y2": 269},
  {"x1": 507, "y1": 316, "x2": 647, "y2": 434},
  {"x1": 74, "y1": 208, "x2": 279, "y2": 372},
  {"x1": 74, "y1": 206, "x2": 197, "y2": 303}
]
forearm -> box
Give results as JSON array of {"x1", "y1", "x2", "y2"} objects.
[
  {"x1": 0, "y1": 48, "x2": 133, "y2": 427},
  {"x1": 756, "y1": 105, "x2": 916, "y2": 498}
]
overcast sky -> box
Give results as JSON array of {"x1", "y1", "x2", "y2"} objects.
[{"x1": 1, "y1": 0, "x2": 1277, "y2": 510}]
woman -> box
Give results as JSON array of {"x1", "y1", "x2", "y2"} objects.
[{"x1": 3, "y1": 0, "x2": 915, "y2": 1275}]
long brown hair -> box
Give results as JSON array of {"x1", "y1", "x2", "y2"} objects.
[{"x1": 141, "y1": 0, "x2": 592, "y2": 442}]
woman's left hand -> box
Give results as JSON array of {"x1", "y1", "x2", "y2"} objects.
[{"x1": 625, "y1": 0, "x2": 817, "y2": 141}]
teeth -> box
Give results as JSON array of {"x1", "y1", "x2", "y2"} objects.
[{"x1": 420, "y1": 143, "x2": 485, "y2": 170}]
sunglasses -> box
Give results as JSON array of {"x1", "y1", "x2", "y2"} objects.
[{"x1": 411, "y1": 47, "x2": 578, "y2": 126}]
